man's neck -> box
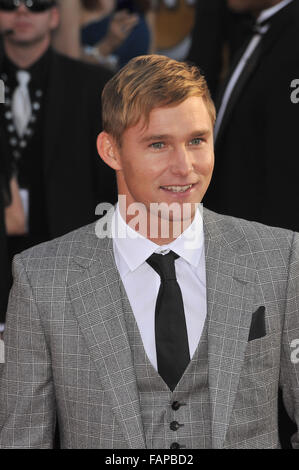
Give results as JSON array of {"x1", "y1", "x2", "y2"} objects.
[
  {"x1": 147, "y1": 219, "x2": 194, "y2": 246},
  {"x1": 4, "y1": 36, "x2": 50, "y2": 69},
  {"x1": 119, "y1": 204, "x2": 196, "y2": 246}
]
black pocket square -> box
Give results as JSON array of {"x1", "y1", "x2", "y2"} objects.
[{"x1": 248, "y1": 306, "x2": 266, "y2": 341}]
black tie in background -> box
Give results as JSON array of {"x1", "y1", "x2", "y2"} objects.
[{"x1": 147, "y1": 251, "x2": 190, "y2": 391}]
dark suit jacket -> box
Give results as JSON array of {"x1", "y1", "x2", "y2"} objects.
[
  {"x1": 0, "y1": 49, "x2": 117, "y2": 240},
  {"x1": 187, "y1": 0, "x2": 252, "y2": 97},
  {"x1": 0, "y1": 186, "x2": 9, "y2": 321},
  {"x1": 0, "y1": 120, "x2": 11, "y2": 322},
  {"x1": 204, "y1": 0, "x2": 299, "y2": 233}
]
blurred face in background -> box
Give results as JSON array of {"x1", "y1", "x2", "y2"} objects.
[
  {"x1": 0, "y1": 3, "x2": 59, "y2": 47},
  {"x1": 227, "y1": 0, "x2": 282, "y2": 14}
]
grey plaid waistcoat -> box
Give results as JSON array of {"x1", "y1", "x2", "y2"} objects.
[{"x1": 123, "y1": 292, "x2": 212, "y2": 449}]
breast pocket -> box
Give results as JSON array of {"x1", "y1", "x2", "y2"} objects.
[
  {"x1": 242, "y1": 331, "x2": 281, "y2": 388},
  {"x1": 246, "y1": 331, "x2": 275, "y2": 357}
]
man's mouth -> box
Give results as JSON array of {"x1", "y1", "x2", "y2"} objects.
[
  {"x1": 160, "y1": 184, "x2": 194, "y2": 193},
  {"x1": 14, "y1": 21, "x2": 32, "y2": 29}
]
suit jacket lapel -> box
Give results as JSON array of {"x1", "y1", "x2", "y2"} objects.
[
  {"x1": 203, "y1": 208, "x2": 257, "y2": 448},
  {"x1": 66, "y1": 222, "x2": 146, "y2": 449},
  {"x1": 259, "y1": 0, "x2": 295, "y2": 56}
]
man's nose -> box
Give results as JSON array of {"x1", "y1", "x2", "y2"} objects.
[
  {"x1": 170, "y1": 146, "x2": 193, "y2": 176},
  {"x1": 16, "y1": 3, "x2": 29, "y2": 14}
]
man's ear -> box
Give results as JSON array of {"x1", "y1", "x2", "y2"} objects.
[
  {"x1": 97, "y1": 131, "x2": 122, "y2": 171},
  {"x1": 50, "y1": 7, "x2": 60, "y2": 31}
]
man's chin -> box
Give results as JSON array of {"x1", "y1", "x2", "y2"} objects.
[
  {"x1": 9, "y1": 33, "x2": 46, "y2": 47},
  {"x1": 149, "y1": 202, "x2": 199, "y2": 224}
]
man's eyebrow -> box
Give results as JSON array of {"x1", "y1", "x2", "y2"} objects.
[
  {"x1": 189, "y1": 129, "x2": 211, "y2": 138},
  {"x1": 139, "y1": 134, "x2": 172, "y2": 143},
  {"x1": 140, "y1": 130, "x2": 211, "y2": 143}
]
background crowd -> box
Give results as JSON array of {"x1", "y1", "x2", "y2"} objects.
[{"x1": 0, "y1": 0, "x2": 298, "y2": 448}]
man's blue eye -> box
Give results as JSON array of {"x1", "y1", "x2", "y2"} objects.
[
  {"x1": 151, "y1": 142, "x2": 164, "y2": 149},
  {"x1": 191, "y1": 138, "x2": 202, "y2": 145}
]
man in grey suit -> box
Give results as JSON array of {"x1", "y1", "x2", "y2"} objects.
[{"x1": 0, "y1": 54, "x2": 299, "y2": 449}]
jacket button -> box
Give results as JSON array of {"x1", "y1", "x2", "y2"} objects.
[
  {"x1": 170, "y1": 421, "x2": 180, "y2": 431},
  {"x1": 171, "y1": 401, "x2": 181, "y2": 411},
  {"x1": 170, "y1": 442, "x2": 180, "y2": 449}
]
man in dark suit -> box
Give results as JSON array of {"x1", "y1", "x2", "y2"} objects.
[
  {"x1": 201, "y1": 0, "x2": 299, "y2": 448},
  {"x1": 1, "y1": 54, "x2": 299, "y2": 449},
  {"x1": 187, "y1": 0, "x2": 252, "y2": 98},
  {"x1": 203, "y1": 0, "x2": 299, "y2": 233},
  {"x1": 0, "y1": 0, "x2": 117, "y2": 268},
  {"x1": 0, "y1": 185, "x2": 9, "y2": 328}
]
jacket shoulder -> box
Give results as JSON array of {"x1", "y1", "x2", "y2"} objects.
[
  {"x1": 51, "y1": 50, "x2": 113, "y2": 83},
  {"x1": 203, "y1": 207, "x2": 295, "y2": 251},
  {"x1": 14, "y1": 222, "x2": 100, "y2": 270}
]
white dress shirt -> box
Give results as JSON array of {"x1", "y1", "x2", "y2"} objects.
[
  {"x1": 112, "y1": 205, "x2": 207, "y2": 371},
  {"x1": 214, "y1": 0, "x2": 294, "y2": 141}
]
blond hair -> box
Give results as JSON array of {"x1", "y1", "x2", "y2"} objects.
[{"x1": 102, "y1": 55, "x2": 216, "y2": 146}]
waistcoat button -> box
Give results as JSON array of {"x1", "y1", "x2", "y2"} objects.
[
  {"x1": 171, "y1": 401, "x2": 181, "y2": 411},
  {"x1": 170, "y1": 421, "x2": 180, "y2": 431},
  {"x1": 170, "y1": 442, "x2": 180, "y2": 449}
]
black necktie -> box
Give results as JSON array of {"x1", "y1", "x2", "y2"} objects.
[{"x1": 146, "y1": 251, "x2": 190, "y2": 391}]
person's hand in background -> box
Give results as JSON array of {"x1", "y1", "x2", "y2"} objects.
[
  {"x1": 5, "y1": 177, "x2": 26, "y2": 236},
  {"x1": 98, "y1": 9, "x2": 139, "y2": 56}
]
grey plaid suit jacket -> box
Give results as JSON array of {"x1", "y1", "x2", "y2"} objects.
[{"x1": 0, "y1": 208, "x2": 299, "y2": 448}]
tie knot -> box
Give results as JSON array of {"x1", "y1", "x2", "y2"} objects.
[
  {"x1": 252, "y1": 22, "x2": 269, "y2": 35},
  {"x1": 146, "y1": 251, "x2": 179, "y2": 281},
  {"x1": 16, "y1": 70, "x2": 31, "y2": 87}
]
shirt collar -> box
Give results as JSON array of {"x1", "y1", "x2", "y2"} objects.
[
  {"x1": 112, "y1": 203, "x2": 204, "y2": 275},
  {"x1": 257, "y1": 0, "x2": 294, "y2": 24}
]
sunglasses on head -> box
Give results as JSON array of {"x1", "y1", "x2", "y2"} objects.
[{"x1": 0, "y1": 0, "x2": 56, "y2": 12}]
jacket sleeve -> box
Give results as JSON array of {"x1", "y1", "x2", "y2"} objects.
[
  {"x1": 280, "y1": 231, "x2": 299, "y2": 448},
  {"x1": 0, "y1": 254, "x2": 56, "y2": 448}
]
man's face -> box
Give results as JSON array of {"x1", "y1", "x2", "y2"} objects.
[
  {"x1": 114, "y1": 96, "x2": 214, "y2": 223},
  {"x1": 0, "y1": 3, "x2": 59, "y2": 46},
  {"x1": 227, "y1": 0, "x2": 282, "y2": 13}
]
